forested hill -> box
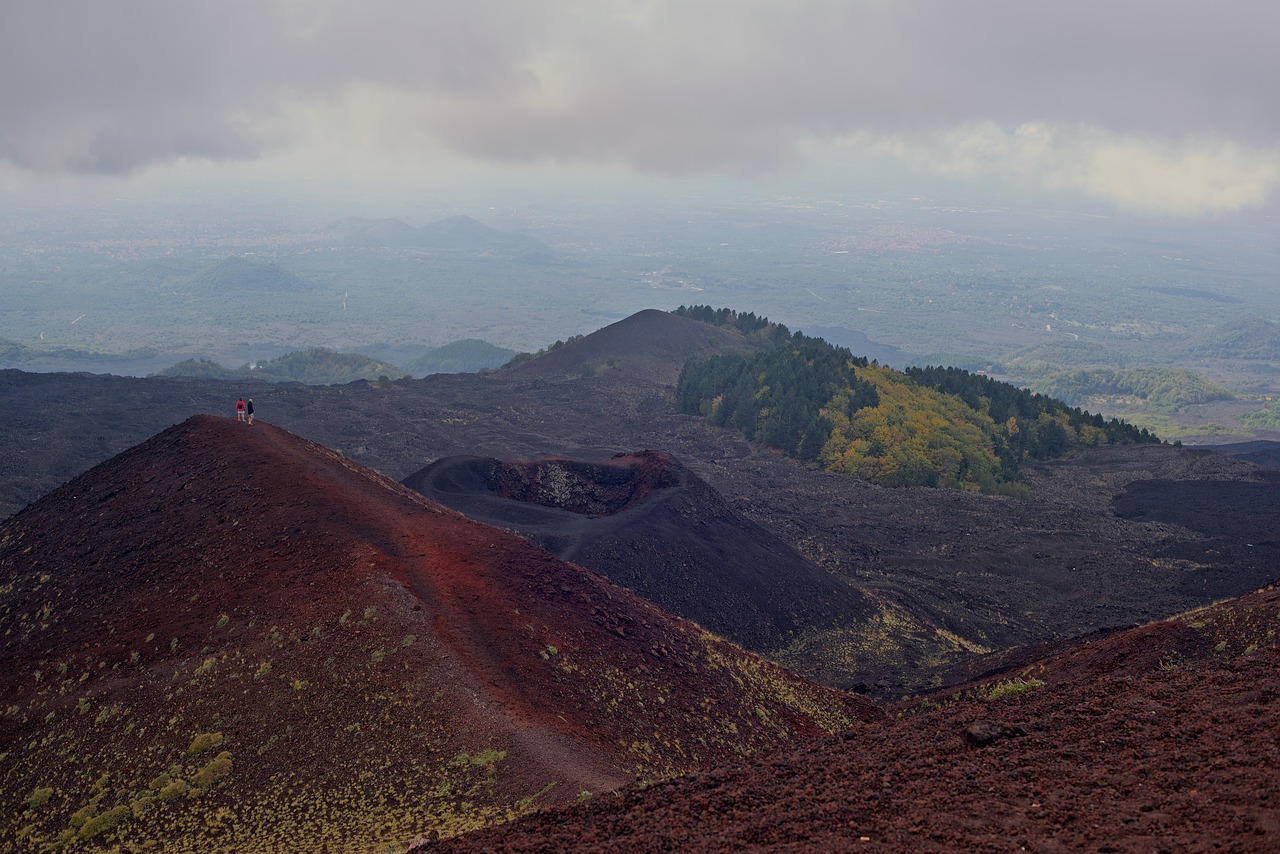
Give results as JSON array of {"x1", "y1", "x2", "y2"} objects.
[{"x1": 672, "y1": 306, "x2": 1158, "y2": 494}]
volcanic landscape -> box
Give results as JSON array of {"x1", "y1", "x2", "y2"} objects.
[{"x1": 3, "y1": 309, "x2": 1280, "y2": 851}]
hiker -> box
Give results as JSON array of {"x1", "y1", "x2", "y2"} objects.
[
  {"x1": 246, "y1": 398, "x2": 255, "y2": 425},
  {"x1": 235, "y1": 398, "x2": 246, "y2": 422}
]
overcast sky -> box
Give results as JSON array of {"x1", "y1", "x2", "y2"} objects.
[{"x1": 3, "y1": 0, "x2": 1279, "y2": 218}]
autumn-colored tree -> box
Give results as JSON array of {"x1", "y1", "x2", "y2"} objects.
[{"x1": 675, "y1": 308, "x2": 1158, "y2": 494}]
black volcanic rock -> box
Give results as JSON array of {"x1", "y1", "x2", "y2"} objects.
[
  {"x1": 1113, "y1": 471, "x2": 1280, "y2": 577},
  {"x1": 1198, "y1": 439, "x2": 1280, "y2": 470},
  {"x1": 403, "y1": 450, "x2": 877, "y2": 655}
]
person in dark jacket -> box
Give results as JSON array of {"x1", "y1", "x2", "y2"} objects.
[{"x1": 246, "y1": 398, "x2": 255, "y2": 425}]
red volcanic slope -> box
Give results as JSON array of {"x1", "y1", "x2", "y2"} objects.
[
  {"x1": 0, "y1": 416, "x2": 875, "y2": 851},
  {"x1": 432, "y1": 583, "x2": 1280, "y2": 852}
]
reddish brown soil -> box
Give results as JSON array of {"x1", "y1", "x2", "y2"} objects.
[
  {"x1": 431, "y1": 584, "x2": 1280, "y2": 853},
  {"x1": 0, "y1": 416, "x2": 875, "y2": 851}
]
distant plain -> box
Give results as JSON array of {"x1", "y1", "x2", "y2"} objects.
[{"x1": 4, "y1": 191, "x2": 1279, "y2": 441}]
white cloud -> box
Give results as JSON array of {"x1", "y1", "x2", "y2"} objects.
[
  {"x1": 859, "y1": 123, "x2": 1280, "y2": 217},
  {"x1": 1071, "y1": 137, "x2": 1280, "y2": 217}
]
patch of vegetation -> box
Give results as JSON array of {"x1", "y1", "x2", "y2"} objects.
[
  {"x1": 1240, "y1": 401, "x2": 1280, "y2": 431},
  {"x1": 986, "y1": 677, "x2": 1045, "y2": 701},
  {"x1": 672, "y1": 304, "x2": 787, "y2": 337},
  {"x1": 678, "y1": 321, "x2": 875, "y2": 463},
  {"x1": 998, "y1": 339, "x2": 1130, "y2": 376},
  {"x1": 1116, "y1": 413, "x2": 1246, "y2": 442},
  {"x1": 25, "y1": 786, "x2": 54, "y2": 811},
  {"x1": 78, "y1": 803, "x2": 131, "y2": 840},
  {"x1": 157, "y1": 779, "x2": 190, "y2": 802},
  {"x1": 193, "y1": 751, "x2": 233, "y2": 790},
  {"x1": 187, "y1": 732, "x2": 224, "y2": 756}
]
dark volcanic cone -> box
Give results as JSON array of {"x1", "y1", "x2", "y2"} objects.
[
  {"x1": 403, "y1": 451, "x2": 879, "y2": 661},
  {"x1": 502, "y1": 308, "x2": 747, "y2": 383},
  {"x1": 0, "y1": 416, "x2": 876, "y2": 852}
]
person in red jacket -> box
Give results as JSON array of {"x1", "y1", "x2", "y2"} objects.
[{"x1": 235, "y1": 398, "x2": 246, "y2": 422}]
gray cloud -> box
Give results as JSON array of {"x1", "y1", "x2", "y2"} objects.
[{"x1": 2, "y1": 0, "x2": 1277, "y2": 177}]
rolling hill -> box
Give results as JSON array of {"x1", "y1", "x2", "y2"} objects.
[
  {"x1": 182, "y1": 257, "x2": 313, "y2": 294},
  {"x1": 6, "y1": 305, "x2": 1280, "y2": 849},
  {"x1": 407, "y1": 339, "x2": 519, "y2": 376},
  {"x1": 1182, "y1": 317, "x2": 1280, "y2": 360}
]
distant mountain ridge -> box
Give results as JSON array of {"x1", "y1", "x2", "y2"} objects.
[{"x1": 154, "y1": 347, "x2": 410, "y2": 384}]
